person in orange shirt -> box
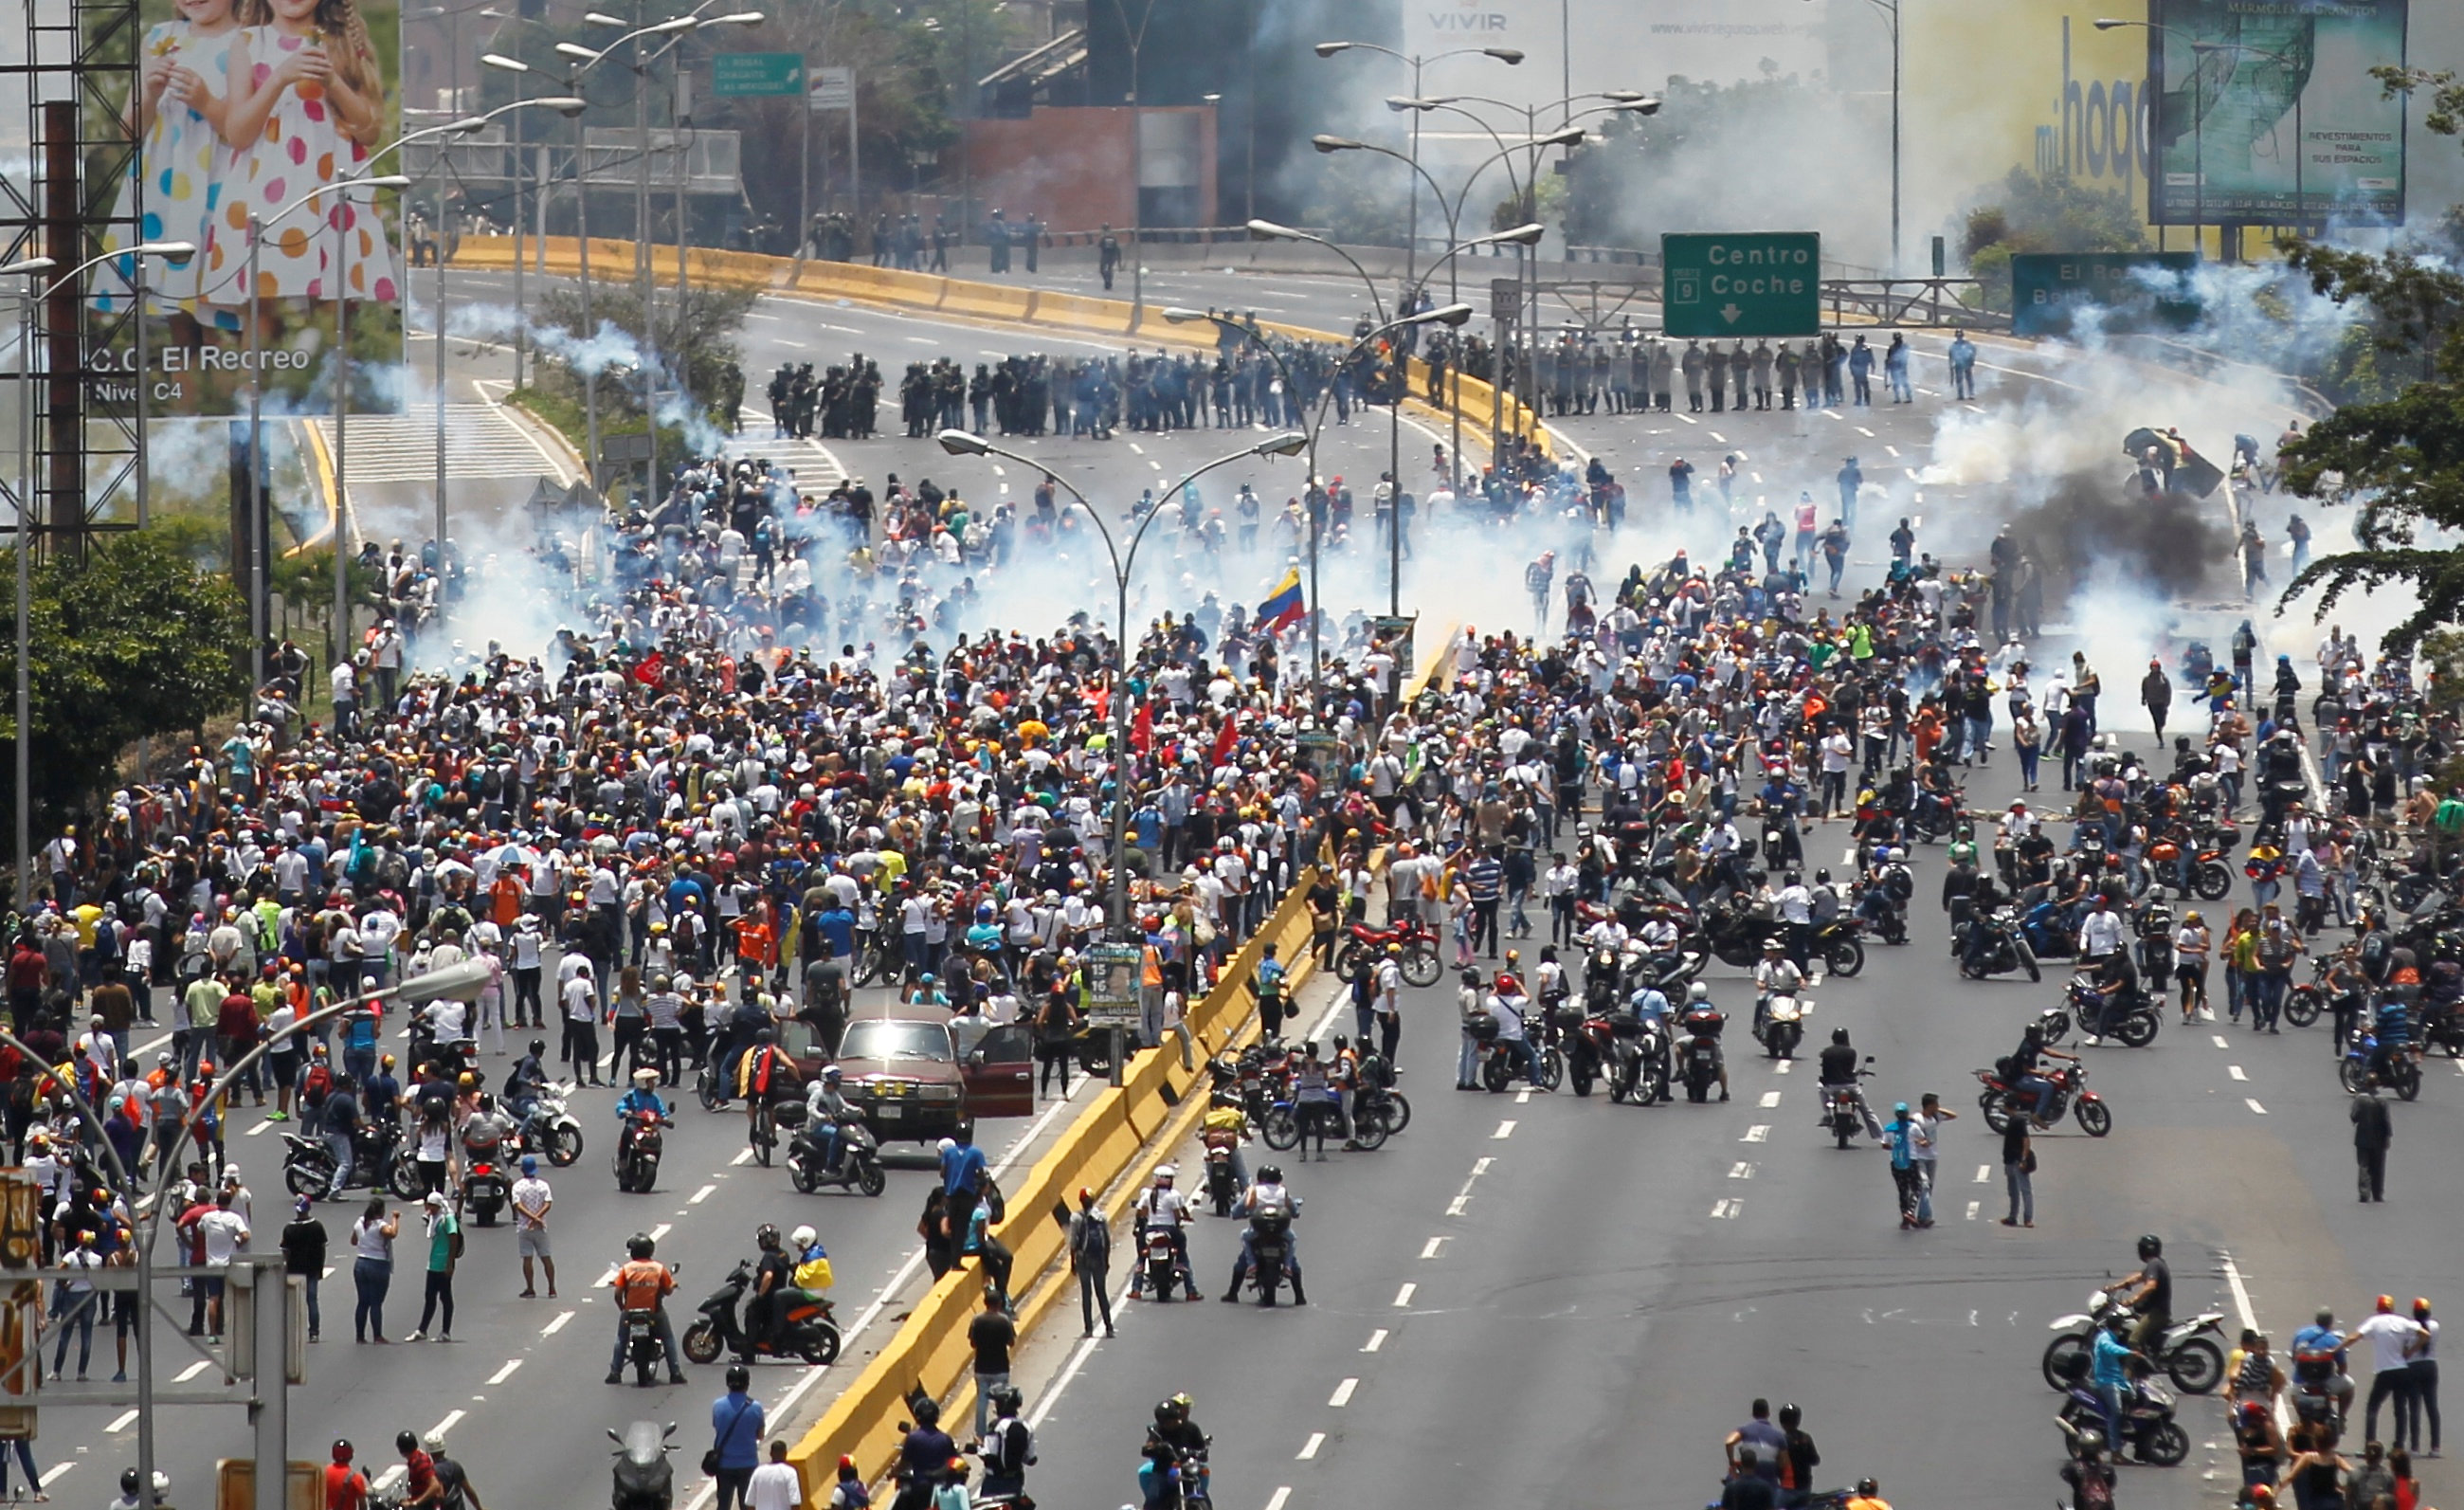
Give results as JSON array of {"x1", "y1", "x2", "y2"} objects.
[
  {"x1": 731, "y1": 911, "x2": 776, "y2": 974},
  {"x1": 488, "y1": 874, "x2": 525, "y2": 931},
  {"x1": 605, "y1": 1232, "x2": 685, "y2": 1385},
  {"x1": 1911, "y1": 702, "x2": 1945, "y2": 767}
]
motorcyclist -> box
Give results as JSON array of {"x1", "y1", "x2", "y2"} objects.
[
  {"x1": 2111, "y1": 1233, "x2": 2172, "y2": 1353},
  {"x1": 1751, "y1": 937, "x2": 1806, "y2": 1035},
  {"x1": 503, "y1": 1039, "x2": 549, "y2": 1121},
  {"x1": 1126, "y1": 1166, "x2": 1199, "y2": 1301},
  {"x1": 2080, "y1": 949, "x2": 2141, "y2": 1046},
  {"x1": 978, "y1": 1385, "x2": 1033, "y2": 1500},
  {"x1": 805, "y1": 1064, "x2": 854, "y2": 1173},
  {"x1": 737, "y1": 1027, "x2": 801, "y2": 1146},
  {"x1": 614, "y1": 1067, "x2": 671, "y2": 1124},
  {"x1": 1815, "y1": 1028, "x2": 1882, "y2": 1140},
  {"x1": 1146, "y1": 1395, "x2": 1209, "y2": 1504},
  {"x1": 1679, "y1": 986, "x2": 1730, "y2": 1102},
  {"x1": 1220, "y1": 1163, "x2": 1304, "y2": 1304},
  {"x1": 2006, "y1": 1019, "x2": 2078, "y2": 1126},
  {"x1": 604, "y1": 1231, "x2": 686, "y2": 1386},
  {"x1": 746, "y1": 1221, "x2": 793, "y2": 1352},
  {"x1": 2368, "y1": 988, "x2": 2417, "y2": 1083},
  {"x1": 459, "y1": 1092, "x2": 516, "y2": 1179},
  {"x1": 2289, "y1": 1307, "x2": 2354, "y2": 1433},
  {"x1": 1199, "y1": 1093, "x2": 1251, "y2": 1194}
]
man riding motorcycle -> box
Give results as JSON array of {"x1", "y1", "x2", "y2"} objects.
[
  {"x1": 2079, "y1": 949, "x2": 2142, "y2": 1046},
  {"x1": 1126, "y1": 1167, "x2": 1200, "y2": 1301},
  {"x1": 1145, "y1": 1394, "x2": 1210, "y2": 1505},
  {"x1": 746, "y1": 1222, "x2": 794, "y2": 1351},
  {"x1": 614, "y1": 1067, "x2": 671, "y2": 1125},
  {"x1": 1220, "y1": 1164, "x2": 1305, "y2": 1304},
  {"x1": 805, "y1": 1064, "x2": 855, "y2": 1173},
  {"x1": 2111, "y1": 1233, "x2": 2172, "y2": 1353},
  {"x1": 1816, "y1": 1028, "x2": 1883, "y2": 1140},
  {"x1": 1751, "y1": 938, "x2": 1806, "y2": 1036},
  {"x1": 503, "y1": 1039, "x2": 549, "y2": 1121},
  {"x1": 604, "y1": 1231, "x2": 686, "y2": 1385},
  {"x1": 2006, "y1": 1019, "x2": 2079, "y2": 1127}
]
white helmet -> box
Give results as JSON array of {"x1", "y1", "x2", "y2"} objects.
[
  {"x1": 936, "y1": 1137, "x2": 956, "y2": 1155},
  {"x1": 1688, "y1": 982, "x2": 1711, "y2": 1004},
  {"x1": 788, "y1": 1224, "x2": 817, "y2": 1251}
]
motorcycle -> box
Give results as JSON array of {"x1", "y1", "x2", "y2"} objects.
[
  {"x1": 521, "y1": 1087, "x2": 585, "y2": 1168},
  {"x1": 281, "y1": 1120, "x2": 418, "y2": 1200},
  {"x1": 609, "y1": 1421, "x2": 679, "y2": 1510},
  {"x1": 1678, "y1": 1007, "x2": 1726, "y2": 1104},
  {"x1": 1143, "y1": 1225, "x2": 1184, "y2": 1301},
  {"x1": 1567, "y1": 1008, "x2": 1623, "y2": 1097},
  {"x1": 1244, "y1": 1207, "x2": 1293, "y2": 1306},
  {"x1": 2067, "y1": 973, "x2": 2161, "y2": 1048},
  {"x1": 1332, "y1": 918, "x2": 1443, "y2": 987},
  {"x1": 2339, "y1": 1027, "x2": 2422, "y2": 1101},
  {"x1": 787, "y1": 1112, "x2": 887, "y2": 1197},
  {"x1": 1623, "y1": 1018, "x2": 1669, "y2": 1105},
  {"x1": 614, "y1": 1108, "x2": 672, "y2": 1193},
  {"x1": 1957, "y1": 908, "x2": 2043, "y2": 982},
  {"x1": 1204, "y1": 1137, "x2": 1239, "y2": 1216},
  {"x1": 1976, "y1": 1063, "x2": 2111, "y2": 1137},
  {"x1": 619, "y1": 1305, "x2": 667, "y2": 1387},
  {"x1": 1755, "y1": 991, "x2": 1811, "y2": 1060},
  {"x1": 1813, "y1": 919, "x2": 1866, "y2": 978},
  {"x1": 1821, "y1": 1057, "x2": 1875, "y2": 1149},
  {"x1": 462, "y1": 1136, "x2": 513, "y2": 1226},
  {"x1": 2039, "y1": 1287, "x2": 2226, "y2": 1394},
  {"x1": 1477, "y1": 1033, "x2": 1562, "y2": 1094},
  {"x1": 679, "y1": 1258, "x2": 842, "y2": 1366},
  {"x1": 2291, "y1": 1341, "x2": 2355, "y2": 1440},
  {"x1": 2056, "y1": 1373, "x2": 2189, "y2": 1466}
]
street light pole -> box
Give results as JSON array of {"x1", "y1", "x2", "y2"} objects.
[
  {"x1": 937, "y1": 428, "x2": 1306, "y2": 937},
  {"x1": 1314, "y1": 42, "x2": 1522, "y2": 283}
]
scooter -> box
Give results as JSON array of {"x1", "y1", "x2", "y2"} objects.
[
  {"x1": 2055, "y1": 1368, "x2": 2189, "y2": 1466},
  {"x1": 609, "y1": 1420, "x2": 679, "y2": 1510},
  {"x1": 679, "y1": 1257, "x2": 842, "y2": 1366},
  {"x1": 786, "y1": 1113, "x2": 887, "y2": 1197},
  {"x1": 614, "y1": 1108, "x2": 671, "y2": 1193},
  {"x1": 521, "y1": 1086, "x2": 585, "y2": 1168},
  {"x1": 462, "y1": 1137, "x2": 513, "y2": 1226},
  {"x1": 1755, "y1": 992, "x2": 1811, "y2": 1060}
]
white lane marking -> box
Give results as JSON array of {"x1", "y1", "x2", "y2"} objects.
[
  {"x1": 1751, "y1": 472, "x2": 1764, "y2": 483},
  {"x1": 322, "y1": 1266, "x2": 335, "y2": 1280},
  {"x1": 2213, "y1": 1035, "x2": 2230, "y2": 1049},
  {"x1": 979, "y1": 349, "x2": 1006, "y2": 358},
  {"x1": 1296, "y1": 1434, "x2": 1323, "y2": 1461},
  {"x1": 1966, "y1": 1201, "x2": 1982, "y2": 1221},
  {"x1": 1885, "y1": 444, "x2": 1900, "y2": 457},
  {"x1": 1362, "y1": 1329, "x2": 1386, "y2": 1354},
  {"x1": 1419, "y1": 1237, "x2": 1444, "y2": 1259},
  {"x1": 1514, "y1": 1087, "x2": 1531, "y2": 1104},
  {"x1": 1856, "y1": 425, "x2": 1875, "y2": 437},
  {"x1": 649, "y1": 1224, "x2": 672, "y2": 1242},
  {"x1": 1729, "y1": 1162, "x2": 1755, "y2": 1180},
  {"x1": 731, "y1": 1149, "x2": 753, "y2": 1166},
  {"x1": 1774, "y1": 1060, "x2": 1791, "y2": 1075},
  {"x1": 688, "y1": 1184, "x2": 716, "y2": 1204},
  {"x1": 1711, "y1": 1198, "x2": 1742, "y2": 1219},
  {"x1": 2246, "y1": 1099, "x2": 2268, "y2": 1115},
  {"x1": 487, "y1": 1359, "x2": 522, "y2": 1385},
  {"x1": 175, "y1": 1360, "x2": 212, "y2": 1383},
  {"x1": 1471, "y1": 1157, "x2": 1492, "y2": 1176},
  {"x1": 1974, "y1": 1165, "x2": 1991, "y2": 1184},
  {"x1": 2229, "y1": 1065, "x2": 2248, "y2": 1082},
  {"x1": 246, "y1": 1118, "x2": 273, "y2": 1136},
  {"x1": 1267, "y1": 1486, "x2": 1295, "y2": 1509},
  {"x1": 1758, "y1": 1091, "x2": 1782, "y2": 1108},
  {"x1": 543, "y1": 1310, "x2": 574, "y2": 1336},
  {"x1": 431, "y1": 1409, "x2": 465, "y2": 1440},
  {"x1": 1149, "y1": 460, "x2": 1164, "y2": 471},
  {"x1": 1710, "y1": 431, "x2": 1727, "y2": 443},
  {"x1": 1444, "y1": 1195, "x2": 1468, "y2": 1216},
  {"x1": 2223, "y1": 1252, "x2": 2295, "y2": 1436},
  {"x1": 901, "y1": 335, "x2": 937, "y2": 345},
  {"x1": 1129, "y1": 442, "x2": 1146, "y2": 454},
  {"x1": 1492, "y1": 1120, "x2": 1515, "y2": 1139},
  {"x1": 1677, "y1": 413, "x2": 1697, "y2": 425},
  {"x1": 775, "y1": 338, "x2": 807, "y2": 350},
  {"x1": 1394, "y1": 1283, "x2": 1416, "y2": 1307},
  {"x1": 1329, "y1": 1378, "x2": 1358, "y2": 1408},
  {"x1": 38, "y1": 1465, "x2": 72, "y2": 1487},
  {"x1": 107, "y1": 1409, "x2": 140, "y2": 1433},
  {"x1": 742, "y1": 312, "x2": 783, "y2": 322},
  {"x1": 1025, "y1": 1326, "x2": 1110, "y2": 1432},
  {"x1": 992, "y1": 464, "x2": 1006, "y2": 477},
  {"x1": 1741, "y1": 1125, "x2": 1768, "y2": 1142}
]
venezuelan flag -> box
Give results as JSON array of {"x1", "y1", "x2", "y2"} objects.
[{"x1": 1259, "y1": 569, "x2": 1306, "y2": 632}]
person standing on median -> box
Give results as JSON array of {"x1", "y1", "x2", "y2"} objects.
[
  {"x1": 1069, "y1": 1185, "x2": 1114, "y2": 1338},
  {"x1": 968, "y1": 1285, "x2": 1017, "y2": 1446}
]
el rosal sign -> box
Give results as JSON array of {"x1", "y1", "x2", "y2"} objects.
[{"x1": 1662, "y1": 232, "x2": 1821, "y2": 338}]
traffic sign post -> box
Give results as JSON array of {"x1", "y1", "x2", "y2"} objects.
[
  {"x1": 1661, "y1": 232, "x2": 1821, "y2": 338},
  {"x1": 710, "y1": 51, "x2": 804, "y2": 98}
]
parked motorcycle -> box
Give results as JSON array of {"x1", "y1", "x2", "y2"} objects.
[
  {"x1": 281, "y1": 1120, "x2": 417, "y2": 1200},
  {"x1": 786, "y1": 1112, "x2": 887, "y2": 1197},
  {"x1": 609, "y1": 1421, "x2": 679, "y2": 1510},
  {"x1": 679, "y1": 1258, "x2": 841, "y2": 1366},
  {"x1": 1333, "y1": 919, "x2": 1443, "y2": 987}
]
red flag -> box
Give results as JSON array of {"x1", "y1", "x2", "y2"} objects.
[
  {"x1": 1212, "y1": 715, "x2": 1240, "y2": 768},
  {"x1": 631, "y1": 652, "x2": 664, "y2": 686},
  {"x1": 1131, "y1": 700, "x2": 1154, "y2": 754}
]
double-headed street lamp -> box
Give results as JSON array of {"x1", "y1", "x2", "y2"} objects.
[
  {"x1": 936, "y1": 427, "x2": 1306, "y2": 938},
  {"x1": 496, "y1": 5, "x2": 759, "y2": 497},
  {"x1": 1313, "y1": 40, "x2": 1522, "y2": 287},
  {"x1": 0, "y1": 242, "x2": 193, "y2": 905},
  {"x1": 0, "y1": 956, "x2": 493, "y2": 1510},
  {"x1": 1218, "y1": 226, "x2": 1526, "y2": 620}
]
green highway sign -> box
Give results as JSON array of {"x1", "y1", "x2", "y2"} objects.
[
  {"x1": 1661, "y1": 231, "x2": 1821, "y2": 337},
  {"x1": 711, "y1": 51, "x2": 804, "y2": 98}
]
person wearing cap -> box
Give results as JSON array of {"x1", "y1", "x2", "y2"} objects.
[
  {"x1": 1126, "y1": 1165, "x2": 1198, "y2": 1301},
  {"x1": 281, "y1": 1192, "x2": 329, "y2": 1343},
  {"x1": 1066, "y1": 1186, "x2": 1114, "y2": 1337},
  {"x1": 511, "y1": 1154, "x2": 555, "y2": 1299},
  {"x1": 2406, "y1": 1298, "x2": 2440, "y2": 1458},
  {"x1": 406, "y1": 1191, "x2": 460, "y2": 1342},
  {"x1": 2357, "y1": 1294, "x2": 2428, "y2": 1447},
  {"x1": 1881, "y1": 1101, "x2": 1920, "y2": 1229}
]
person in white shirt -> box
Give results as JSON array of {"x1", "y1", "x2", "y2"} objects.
[
  {"x1": 746, "y1": 1440, "x2": 801, "y2": 1510},
  {"x1": 195, "y1": 1192, "x2": 251, "y2": 1336},
  {"x1": 511, "y1": 1154, "x2": 555, "y2": 1299},
  {"x1": 2355, "y1": 1295, "x2": 2428, "y2": 1446}
]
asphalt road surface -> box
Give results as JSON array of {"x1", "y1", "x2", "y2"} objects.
[{"x1": 41, "y1": 270, "x2": 2355, "y2": 1503}]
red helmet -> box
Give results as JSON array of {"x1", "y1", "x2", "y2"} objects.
[{"x1": 332, "y1": 1439, "x2": 355, "y2": 1465}]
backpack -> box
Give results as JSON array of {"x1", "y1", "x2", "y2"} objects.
[{"x1": 447, "y1": 1219, "x2": 465, "y2": 1263}]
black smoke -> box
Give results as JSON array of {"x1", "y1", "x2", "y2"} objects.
[{"x1": 2002, "y1": 469, "x2": 2228, "y2": 605}]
